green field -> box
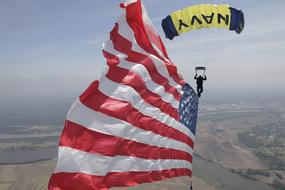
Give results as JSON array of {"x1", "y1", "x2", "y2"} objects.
[{"x1": 238, "y1": 122, "x2": 285, "y2": 170}]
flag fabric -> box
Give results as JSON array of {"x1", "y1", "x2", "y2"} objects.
[{"x1": 48, "y1": 0, "x2": 199, "y2": 189}]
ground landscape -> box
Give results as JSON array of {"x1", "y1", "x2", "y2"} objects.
[{"x1": 0, "y1": 93, "x2": 284, "y2": 190}]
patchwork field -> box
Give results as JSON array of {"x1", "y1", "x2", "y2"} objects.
[{"x1": 0, "y1": 99, "x2": 284, "y2": 189}]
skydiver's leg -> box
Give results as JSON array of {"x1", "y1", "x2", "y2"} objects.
[
  {"x1": 200, "y1": 86, "x2": 203, "y2": 94},
  {"x1": 197, "y1": 86, "x2": 201, "y2": 97}
]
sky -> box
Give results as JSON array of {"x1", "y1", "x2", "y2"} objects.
[{"x1": 0, "y1": 0, "x2": 285, "y2": 101}]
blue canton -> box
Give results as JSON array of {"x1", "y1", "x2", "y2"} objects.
[{"x1": 178, "y1": 83, "x2": 199, "y2": 135}]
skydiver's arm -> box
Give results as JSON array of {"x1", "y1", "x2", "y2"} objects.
[
  {"x1": 203, "y1": 75, "x2": 207, "y2": 80},
  {"x1": 194, "y1": 74, "x2": 198, "y2": 79}
]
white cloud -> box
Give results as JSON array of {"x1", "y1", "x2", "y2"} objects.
[
  {"x1": 85, "y1": 38, "x2": 105, "y2": 46},
  {"x1": 150, "y1": 17, "x2": 163, "y2": 23}
]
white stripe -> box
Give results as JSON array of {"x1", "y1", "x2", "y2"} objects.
[
  {"x1": 124, "y1": 0, "x2": 137, "y2": 6},
  {"x1": 98, "y1": 76, "x2": 195, "y2": 140},
  {"x1": 118, "y1": 60, "x2": 180, "y2": 109},
  {"x1": 100, "y1": 74, "x2": 175, "y2": 116},
  {"x1": 117, "y1": 15, "x2": 182, "y2": 93},
  {"x1": 55, "y1": 146, "x2": 192, "y2": 175},
  {"x1": 141, "y1": 3, "x2": 171, "y2": 62},
  {"x1": 115, "y1": 14, "x2": 183, "y2": 94},
  {"x1": 124, "y1": 0, "x2": 170, "y2": 63},
  {"x1": 67, "y1": 99, "x2": 193, "y2": 155},
  {"x1": 99, "y1": 76, "x2": 174, "y2": 120},
  {"x1": 103, "y1": 40, "x2": 179, "y2": 109}
]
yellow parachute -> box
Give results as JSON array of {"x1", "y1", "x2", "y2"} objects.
[{"x1": 162, "y1": 4, "x2": 244, "y2": 40}]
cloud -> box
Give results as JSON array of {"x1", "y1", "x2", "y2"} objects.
[
  {"x1": 150, "y1": 17, "x2": 163, "y2": 23},
  {"x1": 159, "y1": 15, "x2": 285, "y2": 63},
  {"x1": 236, "y1": 41, "x2": 285, "y2": 53},
  {"x1": 243, "y1": 19, "x2": 285, "y2": 38},
  {"x1": 85, "y1": 38, "x2": 105, "y2": 46}
]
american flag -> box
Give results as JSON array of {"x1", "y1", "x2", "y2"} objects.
[{"x1": 48, "y1": 0, "x2": 199, "y2": 189}]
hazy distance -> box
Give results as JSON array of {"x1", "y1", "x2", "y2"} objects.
[{"x1": 0, "y1": 0, "x2": 285, "y2": 101}]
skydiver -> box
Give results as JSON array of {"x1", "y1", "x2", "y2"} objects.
[{"x1": 194, "y1": 74, "x2": 207, "y2": 97}]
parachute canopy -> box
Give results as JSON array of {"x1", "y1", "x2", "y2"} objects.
[
  {"x1": 162, "y1": 4, "x2": 245, "y2": 40},
  {"x1": 195, "y1": 66, "x2": 206, "y2": 71},
  {"x1": 195, "y1": 66, "x2": 206, "y2": 75}
]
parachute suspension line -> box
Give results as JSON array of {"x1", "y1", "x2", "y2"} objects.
[
  {"x1": 165, "y1": 39, "x2": 189, "y2": 71},
  {"x1": 115, "y1": 5, "x2": 123, "y2": 17},
  {"x1": 172, "y1": 38, "x2": 192, "y2": 65},
  {"x1": 211, "y1": 42, "x2": 227, "y2": 66},
  {"x1": 165, "y1": 40, "x2": 180, "y2": 65},
  {"x1": 232, "y1": 0, "x2": 237, "y2": 7},
  {"x1": 182, "y1": 39, "x2": 196, "y2": 68},
  {"x1": 203, "y1": 28, "x2": 210, "y2": 72}
]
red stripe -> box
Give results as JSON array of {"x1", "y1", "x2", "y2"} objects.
[
  {"x1": 125, "y1": 0, "x2": 185, "y2": 86},
  {"x1": 157, "y1": 35, "x2": 170, "y2": 60},
  {"x1": 48, "y1": 169, "x2": 192, "y2": 190},
  {"x1": 79, "y1": 81, "x2": 194, "y2": 149},
  {"x1": 125, "y1": 2, "x2": 163, "y2": 60},
  {"x1": 106, "y1": 65, "x2": 179, "y2": 120},
  {"x1": 102, "y1": 50, "x2": 120, "y2": 66},
  {"x1": 145, "y1": 26, "x2": 169, "y2": 58},
  {"x1": 109, "y1": 23, "x2": 181, "y2": 101},
  {"x1": 103, "y1": 50, "x2": 180, "y2": 120},
  {"x1": 60, "y1": 120, "x2": 192, "y2": 162}
]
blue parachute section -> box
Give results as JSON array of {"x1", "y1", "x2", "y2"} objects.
[{"x1": 179, "y1": 83, "x2": 199, "y2": 135}]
